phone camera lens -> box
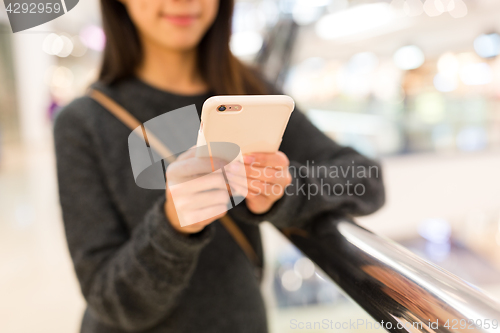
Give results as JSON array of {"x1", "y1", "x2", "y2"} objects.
[{"x1": 218, "y1": 105, "x2": 226, "y2": 112}]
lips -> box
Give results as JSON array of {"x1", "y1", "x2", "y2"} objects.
[{"x1": 162, "y1": 14, "x2": 199, "y2": 26}]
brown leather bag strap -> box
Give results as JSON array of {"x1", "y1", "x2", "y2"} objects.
[
  {"x1": 90, "y1": 90, "x2": 176, "y2": 164},
  {"x1": 219, "y1": 215, "x2": 260, "y2": 267},
  {"x1": 89, "y1": 89, "x2": 261, "y2": 269}
]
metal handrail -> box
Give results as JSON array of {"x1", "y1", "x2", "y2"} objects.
[{"x1": 283, "y1": 216, "x2": 500, "y2": 333}]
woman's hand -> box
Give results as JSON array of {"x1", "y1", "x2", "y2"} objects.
[
  {"x1": 164, "y1": 148, "x2": 230, "y2": 235},
  {"x1": 226, "y1": 151, "x2": 292, "y2": 214}
]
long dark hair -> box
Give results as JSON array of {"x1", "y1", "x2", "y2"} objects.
[{"x1": 99, "y1": 0, "x2": 268, "y2": 95}]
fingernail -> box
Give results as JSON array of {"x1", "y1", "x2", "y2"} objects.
[{"x1": 244, "y1": 155, "x2": 255, "y2": 164}]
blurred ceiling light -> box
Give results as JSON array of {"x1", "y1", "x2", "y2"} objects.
[
  {"x1": 80, "y1": 25, "x2": 106, "y2": 52},
  {"x1": 393, "y1": 45, "x2": 425, "y2": 70},
  {"x1": 457, "y1": 52, "x2": 479, "y2": 66},
  {"x1": 348, "y1": 52, "x2": 379, "y2": 74},
  {"x1": 434, "y1": 73, "x2": 458, "y2": 92},
  {"x1": 42, "y1": 33, "x2": 59, "y2": 55},
  {"x1": 316, "y1": 3, "x2": 395, "y2": 40},
  {"x1": 292, "y1": 0, "x2": 328, "y2": 25},
  {"x1": 281, "y1": 270, "x2": 302, "y2": 291},
  {"x1": 294, "y1": 257, "x2": 315, "y2": 279},
  {"x1": 418, "y1": 218, "x2": 451, "y2": 244},
  {"x1": 423, "y1": 0, "x2": 445, "y2": 17},
  {"x1": 70, "y1": 35, "x2": 87, "y2": 57},
  {"x1": 301, "y1": 0, "x2": 330, "y2": 7},
  {"x1": 42, "y1": 33, "x2": 73, "y2": 57},
  {"x1": 258, "y1": 1, "x2": 280, "y2": 27},
  {"x1": 51, "y1": 36, "x2": 64, "y2": 55},
  {"x1": 55, "y1": 35, "x2": 74, "y2": 57},
  {"x1": 327, "y1": 0, "x2": 348, "y2": 13},
  {"x1": 390, "y1": 0, "x2": 405, "y2": 15},
  {"x1": 447, "y1": 0, "x2": 467, "y2": 18},
  {"x1": 437, "y1": 52, "x2": 459, "y2": 76},
  {"x1": 233, "y1": 2, "x2": 265, "y2": 32},
  {"x1": 460, "y1": 63, "x2": 493, "y2": 85},
  {"x1": 474, "y1": 33, "x2": 500, "y2": 59},
  {"x1": 230, "y1": 31, "x2": 263, "y2": 57},
  {"x1": 279, "y1": 0, "x2": 295, "y2": 14},
  {"x1": 404, "y1": 0, "x2": 424, "y2": 17},
  {"x1": 292, "y1": 5, "x2": 323, "y2": 25}
]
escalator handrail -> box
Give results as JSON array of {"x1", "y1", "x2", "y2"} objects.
[{"x1": 283, "y1": 216, "x2": 500, "y2": 333}]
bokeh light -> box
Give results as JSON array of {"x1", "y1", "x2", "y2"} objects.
[
  {"x1": 316, "y1": 3, "x2": 395, "y2": 40},
  {"x1": 230, "y1": 31, "x2": 264, "y2": 57},
  {"x1": 434, "y1": 73, "x2": 458, "y2": 92},
  {"x1": 393, "y1": 45, "x2": 425, "y2": 70},
  {"x1": 281, "y1": 270, "x2": 303, "y2": 291},
  {"x1": 79, "y1": 25, "x2": 106, "y2": 52},
  {"x1": 460, "y1": 63, "x2": 493, "y2": 86},
  {"x1": 294, "y1": 257, "x2": 315, "y2": 279},
  {"x1": 42, "y1": 33, "x2": 73, "y2": 57},
  {"x1": 474, "y1": 33, "x2": 500, "y2": 59}
]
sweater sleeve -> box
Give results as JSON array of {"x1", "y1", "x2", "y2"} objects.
[
  {"x1": 229, "y1": 105, "x2": 386, "y2": 229},
  {"x1": 54, "y1": 105, "x2": 214, "y2": 331}
]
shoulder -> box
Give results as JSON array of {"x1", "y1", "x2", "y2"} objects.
[
  {"x1": 53, "y1": 95, "x2": 105, "y2": 137},
  {"x1": 54, "y1": 78, "x2": 123, "y2": 133},
  {"x1": 54, "y1": 79, "x2": 123, "y2": 131}
]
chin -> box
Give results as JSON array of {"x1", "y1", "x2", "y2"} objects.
[{"x1": 163, "y1": 37, "x2": 200, "y2": 51}]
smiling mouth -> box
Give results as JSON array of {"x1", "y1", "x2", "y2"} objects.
[{"x1": 162, "y1": 14, "x2": 199, "y2": 26}]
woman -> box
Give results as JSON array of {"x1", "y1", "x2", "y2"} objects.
[{"x1": 54, "y1": 0, "x2": 385, "y2": 332}]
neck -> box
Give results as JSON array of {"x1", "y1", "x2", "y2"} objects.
[{"x1": 136, "y1": 40, "x2": 209, "y2": 95}]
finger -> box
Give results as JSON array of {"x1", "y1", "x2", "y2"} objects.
[
  {"x1": 244, "y1": 151, "x2": 289, "y2": 168},
  {"x1": 247, "y1": 179, "x2": 288, "y2": 198},
  {"x1": 227, "y1": 164, "x2": 290, "y2": 186},
  {"x1": 175, "y1": 189, "x2": 230, "y2": 211},
  {"x1": 168, "y1": 172, "x2": 228, "y2": 196},
  {"x1": 248, "y1": 165, "x2": 290, "y2": 183},
  {"x1": 226, "y1": 171, "x2": 250, "y2": 189},
  {"x1": 167, "y1": 158, "x2": 213, "y2": 180},
  {"x1": 227, "y1": 181, "x2": 253, "y2": 197},
  {"x1": 167, "y1": 157, "x2": 229, "y2": 182},
  {"x1": 226, "y1": 170, "x2": 290, "y2": 197},
  {"x1": 244, "y1": 194, "x2": 273, "y2": 214}
]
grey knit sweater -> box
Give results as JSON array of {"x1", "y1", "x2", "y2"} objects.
[{"x1": 54, "y1": 77, "x2": 385, "y2": 333}]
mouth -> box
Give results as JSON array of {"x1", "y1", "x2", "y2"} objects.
[{"x1": 162, "y1": 14, "x2": 200, "y2": 26}]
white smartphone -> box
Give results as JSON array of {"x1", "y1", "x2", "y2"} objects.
[{"x1": 197, "y1": 95, "x2": 295, "y2": 157}]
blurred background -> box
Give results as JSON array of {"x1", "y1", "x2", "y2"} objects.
[{"x1": 1, "y1": 0, "x2": 500, "y2": 332}]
